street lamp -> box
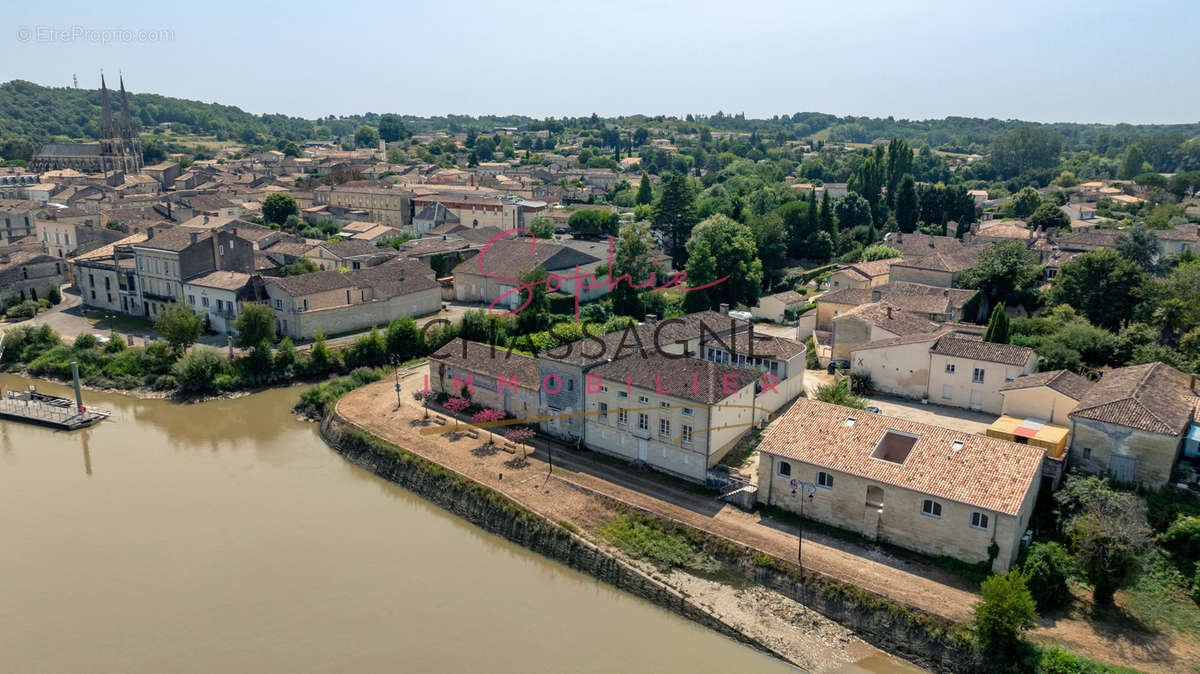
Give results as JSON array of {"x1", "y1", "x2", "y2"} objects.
[
  {"x1": 390, "y1": 356, "x2": 403, "y2": 408},
  {"x1": 791, "y1": 481, "x2": 815, "y2": 570}
]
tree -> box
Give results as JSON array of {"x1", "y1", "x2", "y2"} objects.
[
  {"x1": 528, "y1": 215, "x2": 555, "y2": 240},
  {"x1": 894, "y1": 174, "x2": 918, "y2": 233},
  {"x1": 234, "y1": 303, "x2": 276, "y2": 349},
  {"x1": 1055, "y1": 474, "x2": 1152, "y2": 604},
  {"x1": 1027, "y1": 201, "x2": 1070, "y2": 232},
  {"x1": 262, "y1": 192, "x2": 299, "y2": 226},
  {"x1": 1119, "y1": 144, "x2": 1147, "y2": 179},
  {"x1": 1009, "y1": 187, "x2": 1042, "y2": 219},
  {"x1": 173, "y1": 348, "x2": 225, "y2": 393},
  {"x1": 385, "y1": 316, "x2": 422, "y2": 361},
  {"x1": 972, "y1": 570, "x2": 1037, "y2": 654},
  {"x1": 280, "y1": 258, "x2": 319, "y2": 277},
  {"x1": 378, "y1": 113, "x2": 409, "y2": 143},
  {"x1": 983, "y1": 303, "x2": 1010, "y2": 344},
  {"x1": 684, "y1": 215, "x2": 763, "y2": 309},
  {"x1": 1115, "y1": 225, "x2": 1161, "y2": 275},
  {"x1": 813, "y1": 377, "x2": 866, "y2": 409},
  {"x1": 474, "y1": 136, "x2": 495, "y2": 161},
  {"x1": 610, "y1": 220, "x2": 658, "y2": 317},
  {"x1": 861, "y1": 245, "x2": 902, "y2": 262},
  {"x1": 568, "y1": 208, "x2": 619, "y2": 237},
  {"x1": 154, "y1": 302, "x2": 203, "y2": 356},
  {"x1": 818, "y1": 190, "x2": 835, "y2": 234},
  {"x1": 652, "y1": 173, "x2": 698, "y2": 264},
  {"x1": 834, "y1": 193, "x2": 872, "y2": 231},
  {"x1": 1152, "y1": 297, "x2": 1189, "y2": 347},
  {"x1": 516, "y1": 266, "x2": 550, "y2": 333},
  {"x1": 635, "y1": 172, "x2": 653, "y2": 205},
  {"x1": 1020, "y1": 542, "x2": 1073, "y2": 613},
  {"x1": 354, "y1": 124, "x2": 380, "y2": 149},
  {"x1": 1048, "y1": 249, "x2": 1148, "y2": 331},
  {"x1": 885, "y1": 138, "x2": 913, "y2": 211},
  {"x1": 989, "y1": 127, "x2": 1063, "y2": 178},
  {"x1": 961, "y1": 241, "x2": 1042, "y2": 313},
  {"x1": 309, "y1": 333, "x2": 336, "y2": 373},
  {"x1": 749, "y1": 213, "x2": 787, "y2": 279}
]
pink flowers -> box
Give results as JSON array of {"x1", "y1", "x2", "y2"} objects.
[
  {"x1": 472, "y1": 408, "x2": 506, "y2": 444},
  {"x1": 444, "y1": 397, "x2": 470, "y2": 413}
]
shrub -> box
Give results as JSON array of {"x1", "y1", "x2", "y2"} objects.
[
  {"x1": 1161, "y1": 515, "x2": 1200, "y2": 571},
  {"x1": 142, "y1": 340, "x2": 177, "y2": 375},
  {"x1": 172, "y1": 348, "x2": 225, "y2": 393},
  {"x1": 27, "y1": 345, "x2": 74, "y2": 378},
  {"x1": 6, "y1": 300, "x2": 39, "y2": 319},
  {"x1": 1020, "y1": 542, "x2": 1074, "y2": 612},
  {"x1": 101, "y1": 350, "x2": 145, "y2": 379},
  {"x1": 103, "y1": 337, "x2": 127, "y2": 353},
  {"x1": 151, "y1": 374, "x2": 178, "y2": 391},
  {"x1": 972, "y1": 570, "x2": 1037, "y2": 654},
  {"x1": 293, "y1": 367, "x2": 384, "y2": 418},
  {"x1": 73, "y1": 333, "x2": 100, "y2": 350},
  {"x1": 47, "y1": 285, "x2": 62, "y2": 305}
]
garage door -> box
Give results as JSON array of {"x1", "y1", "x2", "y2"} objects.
[{"x1": 1110, "y1": 454, "x2": 1136, "y2": 484}]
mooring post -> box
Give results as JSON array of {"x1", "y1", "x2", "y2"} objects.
[{"x1": 71, "y1": 361, "x2": 83, "y2": 414}]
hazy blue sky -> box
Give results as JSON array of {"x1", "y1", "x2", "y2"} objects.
[{"x1": 4, "y1": 0, "x2": 1198, "y2": 124}]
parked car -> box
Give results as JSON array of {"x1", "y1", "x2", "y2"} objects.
[
  {"x1": 865, "y1": 405, "x2": 881, "y2": 414},
  {"x1": 826, "y1": 360, "x2": 850, "y2": 374}
]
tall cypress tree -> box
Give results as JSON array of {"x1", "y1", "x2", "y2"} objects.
[
  {"x1": 635, "y1": 172, "x2": 653, "y2": 205},
  {"x1": 807, "y1": 191, "x2": 818, "y2": 236},
  {"x1": 819, "y1": 190, "x2": 835, "y2": 235},
  {"x1": 652, "y1": 172, "x2": 697, "y2": 265},
  {"x1": 896, "y1": 175, "x2": 919, "y2": 233},
  {"x1": 983, "y1": 302, "x2": 1010, "y2": 344}
]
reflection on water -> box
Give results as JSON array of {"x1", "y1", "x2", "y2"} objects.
[{"x1": 0, "y1": 375, "x2": 807, "y2": 674}]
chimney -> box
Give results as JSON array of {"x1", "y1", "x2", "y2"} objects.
[
  {"x1": 718, "y1": 303, "x2": 729, "y2": 315},
  {"x1": 645, "y1": 313, "x2": 657, "y2": 325},
  {"x1": 147, "y1": 227, "x2": 155, "y2": 239},
  {"x1": 871, "y1": 289, "x2": 881, "y2": 302},
  {"x1": 886, "y1": 306, "x2": 893, "y2": 319},
  {"x1": 943, "y1": 288, "x2": 949, "y2": 297},
  {"x1": 189, "y1": 231, "x2": 199, "y2": 245},
  {"x1": 896, "y1": 232, "x2": 902, "y2": 244},
  {"x1": 203, "y1": 214, "x2": 209, "y2": 225}
]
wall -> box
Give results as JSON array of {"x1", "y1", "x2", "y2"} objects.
[
  {"x1": 927, "y1": 354, "x2": 1033, "y2": 415},
  {"x1": 888, "y1": 266, "x2": 954, "y2": 288},
  {"x1": 428, "y1": 360, "x2": 540, "y2": 419},
  {"x1": 1068, "y1": 417, "x2": 1183, "y2": 488},
  {"x1": 1001, "y1": 387, "x2": 1078, "y2": 426},
  {"x1": 850, "y1": 340, "x2": 933, "y2": 399},
  {"x1": 270, "y1": 286, "x2": 441, "y2": 340}
]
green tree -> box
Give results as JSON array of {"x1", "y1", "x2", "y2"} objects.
[
  {"x1": 1119, "y1": 143, "x2": 1147, "y2": 179},
  {"x1": 894, "y1": 174, "x2": 918, "y2": 233},
  {"x1": 813, "y1": 377, "x2": 866, "y2": 409},
  {"x1": 1152, "y1": 297, "x2": 1189, "y2": 347},
  {"x1": 172, "y1": 348, "x2": 224, "y2": 393},
  {"x1": 834, "y1": 193, "x2": 873, "y2": 230},
  {"x1": 385, "y1": 316, "x2": 423, "y2": 361},
  {"x1": 280, "y1": 257, "x2": 319, "y2": 277},
  {"x1": 377, "y1": 113, "x2": 408, "y2": 143},
  {"x1": 972, "y1": 570, "x2": 1037, "y2": 654},
  {"x1": 684, "y1": 214, "x2": 764, "y2": 309},
  {"x1": 234, "y1": 303, "x2": 277, "y2": 349},
  {"x1": 749, "y1": 213, "x2": 787, "y2": 279},
  {"x1": 153, "y1": 302, "x2": 203, "y2": 356},
  {"x1": 983, "y1": 302, "x2": 1010, "y2": 344},
  {"x1": 568, "y1": 208, "x2": 619, "y2": 237},
  {"x1": 474, "y1": 136, "x2": 495, "y2": 161},
  {"x1": 989, "y1": 127, "x2": 1063, "y2": 178},
  {"x1": 652, "y1": 173, "x2": 698, "y2": 264},
  {"x1": 1115, "y1": 225, "x2": 1161, "y2": 275},
  {"x1": 1055, "y1": 474, "x2": 1152, "y2": 604},
  {"x1": 1027, "y1": 201, "x2": 1070, "y2": 232},
  {"x1": 961, "y1": 241, "x2": 1042, "y2": 313},
  {"x1": 818, "y1": 190, "x2": 835, "y2": 234},
  {"x1": 354, "y1": 124, "x2": 380, "y2": 149},
  {"x1": 1020, "y1": 542, "x2": 1074, "y2": 613},
  {"x1": 1048, "y1": 249, "x2": 1148, "y2": 331},
  {"x1": 885, "y1": 138, "x2": 913, "y2": 211},
  {"x1": 1009, "y1": 187, "x2": 1042, "y2": 219},
  {"x1": 309, "y1": 333, "x2": 336, "y2": 374},
  {"x1": 610, "y1": 220, "x2": 658, "y2": 317},
  {"x1": 860, "y1": 245, "x2": 902, "y2": 261},
  {"x1": 262, "y1": 192, "x2": 299, "y2": 226},
  {"x1": 516, "y1": 266, "x2": 550, "y2": 333},
  {"x1": 528, "y1": 215, "x2": 555, "y2": 240},
  {"x1": 635, "y1": 172, "x2": 653, "y2": 205}
]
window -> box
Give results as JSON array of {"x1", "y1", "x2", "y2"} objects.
[
  {"x1": 682, "y1": 407, "x2": 693, "y2": 416},
  {"x1": 1082, "y1": 447, "x2": 1091, "y2": 460},
  {"x1": 777, "y1": 461, "x2": 791, "y2": 477},
  {"x1": 972, "y1": 368, "x2": 985, "y2": 384},
  {"x1": 618, "y1": 391, "x2": 628, "y2": 398},
  {"x1": 942, "y1": 384, "x2": 953, "y2": 400},
  {"x1": 598, "y1": 402, "x2": 608, "y2": 420},
  {"x1": 817, "y1": 471, "x2": 833, "y2": 489},
  {"x1": 944, "y1": 362, "x2": 955, "y2": 374},
  {"x1": 275, "y1": 299, "x2": 282, "y2": 309},
  {"x1": 681, "y1": 425, "x2": 692, "y2": 444},
  {"x1": 660, "y1": 401, "x2": 669, "y2": 408},
  {"x1": 871, "y1": 430, "x2": 918, "y2": 465},
  {"x1": 202, "y1": 296, "x2": 210, "y2": 307},
  {"x1": 970, "y1": 512, "x2": 989, "y2": 530},
  {"x1": 921, "y1": 500, "x2": 942, "y2": 518},
  {"x1": 659, "y1": 418, "x2": 670, "y2": 437},
  {"x1": 617, "y1": 409, "x2": 628, "y2": 425},
  {"x1": 638, "y1": 395, "x2": 649, "y2": 404},
  {"x1": 601, "y1": 385, "x2": 608, "y2": 393},
  {"x1": 637, "y1": 413, "x2": 648, "y2": 430},
  {"x1": 567, "y1": 379, "x2": 573, "y2": 391},
  {"x1": 187, "y1": 295, "x2": 195, "y2": 305}
]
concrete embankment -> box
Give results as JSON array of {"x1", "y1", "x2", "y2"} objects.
[{"x1": 320, "y1": 413, "x2": 982, "y2": 673}]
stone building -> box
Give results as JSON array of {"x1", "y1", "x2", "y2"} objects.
[{"x1": 30, "y1": 75, "x2": 143, "y2": 175}]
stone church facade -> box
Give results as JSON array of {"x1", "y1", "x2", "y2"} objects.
[{"x1": 29, "y1": 75, "x2": 144, "y2": 175}]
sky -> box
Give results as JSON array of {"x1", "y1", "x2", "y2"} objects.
[{"x1": 3, "y1": 0, "x2": 1199, "y2": 125}]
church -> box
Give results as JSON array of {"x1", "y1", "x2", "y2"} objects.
[{"x1": 29, "y1": 75, "x2": 144, "y2": 175}]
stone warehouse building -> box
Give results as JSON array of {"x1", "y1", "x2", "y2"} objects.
[{"x1": 757, "y1": 398, "x2": 1044, "y2": 572}]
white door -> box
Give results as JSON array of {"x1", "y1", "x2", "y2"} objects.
[
  {"x1": 1110, "y1": 454, "x2": 1136, "y2": 483},
  {"x1": 969, "y1": 390, "x2": 983, "y2": 410},
  {"x1": 638, "y1": 439, "x2": 648, "y2": 462}
]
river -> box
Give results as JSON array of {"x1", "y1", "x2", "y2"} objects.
[{"x1": 0, "y1": 375, "x2": 921, "y2": 673}]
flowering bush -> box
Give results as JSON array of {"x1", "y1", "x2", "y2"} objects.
[{"x1": 472, "y1": 408, "x2": 506, "y2": 443}]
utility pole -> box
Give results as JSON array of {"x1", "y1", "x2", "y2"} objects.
[{"x1": 791, "y1": 482, "x2": 815, "y2": 571}]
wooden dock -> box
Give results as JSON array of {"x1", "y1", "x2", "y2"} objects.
[{"x1": 0, "y1": 390, "x2": 109, "y2": 430}]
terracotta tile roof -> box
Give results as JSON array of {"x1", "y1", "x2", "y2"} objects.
[
  {"x1": 757, "y1": 398, "x2": 1044, "y2": 516},
  {"x1": 892, "y1": 246, "x2": 982, "y2": 273},
  {"x1": 590, "y1": 352, "x2": 760, "y2": 404},
  {"x1": 929, "y1": 334, "x2": 1035, "y2": 366},
  {"x1": 1069, "y1": 362, "x2": 1198, "y2": 435},
  {"x1": 185, "y1": 270, "x2": 251, "y2": 291},
  {"x1": 833, "y1": 303, "x2": 940, "y2": 336},
  {"x1": 542, "y1": 311, "x2": 750, "y2": 367},
  {"x1": 763, "y1": 289, "x2": 808, "y2": 306},
  {"x1": 430, "y1": 338, "x2": 540, "y2": 390},
  {"x1": 846, "y1": 257, "x2": 901, "y2": 278},
  {"x1": 1000, "y1": 369, "x2": 1091, "y2": 400},
  {"x1": 880, "y1": 232, "x2": 964, "y2": 256},
  {"x1": 717, "y1": 331, "x2": 806, "y2": 360}
]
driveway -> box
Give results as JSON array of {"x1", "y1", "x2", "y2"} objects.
[{"x1": 860, "y1": 395, "x2": 994, "y2": 435}]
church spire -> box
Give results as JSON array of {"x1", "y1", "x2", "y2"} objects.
[
  {"x1": 118, "y1": 74, "x2": 136, "y2": 140},
  {"x1": 99, "y1": 73, "x2": 116, "y2": 140}
]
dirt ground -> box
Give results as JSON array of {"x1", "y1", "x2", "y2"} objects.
[{"x1": 335, "y1": 374, "x2": 1200, "y2": 673}]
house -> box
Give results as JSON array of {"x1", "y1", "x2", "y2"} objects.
[
  {"x1": 751, "y1": 289, "x2": 810, "y2": 323},
  {"x1": 756, "y1": 398, "x2": 1044, "y2": 572},
  {"x1": 304, "y1": 239, "x2": 398, "y2": 271},
  {"x1": 816, "y1": 282, "x2": 975, "y2": 333},
  {"x1": 1067, "y1": 363, "x2": 1198, "y2": 487},
  {"x1": 451, "y1": 237, "x2": 599, "y2": 306},
  {"x1": 700, "y1": 330, "x2": 806, "y2": 414},
  {"x1": 584, "y1": 352, "x2": 760, "y2": 483},
  {"x1": 879, "y1": 231, "x2": 963, "y2": 257},
  {"x1": 262, "y1": 258, "x2": 440, "y2": 340},
  {"x1": 888, "y1": 247, "x2": 982, "y2": 288},
  {"x1": 831, "y1": 304, "x2": 940, "y2": 362},
  {"x1": 926, "y1": 334, "x2": 1036, "y2": 413},
  {"x1": 183, "y1": 270, "x2": 252, "y2": 336},
  {"x1": 128, "y1": 227, "x2": 255, "y2": 318},
  {"x1": 965, "y1": 220, "x2": 1034, "y2": 247},
  {"x1": 987, "y1": 369, "x2": 1093, "y2": 489},
  {"x1": 0, "y1": 250, "x2": 68, "y2": 303},
  {"x1": 827, "y1": 258, "x2": 901, "y2": 290},
  {"x1": 412, "y1": 202, "x2": 460, "y2": 236},
  {"x1": 70, "y1": 232, "x2": 148, "y2": 314},
  {"x1": 427, "y1": 338, "x2": 541, "y2": 419}
]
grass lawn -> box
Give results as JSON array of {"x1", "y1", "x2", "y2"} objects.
[
  {"x1": 83, "y1": 310, "x2": 154, "y2": 334},
  {"x1": 1122, "y1": 554, "x2": 1200, "y2": 637}
]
